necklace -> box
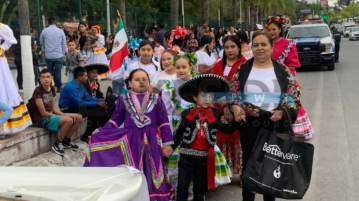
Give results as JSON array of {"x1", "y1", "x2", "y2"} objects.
[{"x1": 226, "y1": 59, "x2": 235, "y2": 67}]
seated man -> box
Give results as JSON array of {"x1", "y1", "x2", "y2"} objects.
[
  {"x1": 84, "y1": 64, "x2": 117, "y2": 119},
  {"x1": 32, "y1": 69, "x2": 82, "y2": 156},
  {"x1": 59, "y1": 67, "x2": 107, "y2": 144}
]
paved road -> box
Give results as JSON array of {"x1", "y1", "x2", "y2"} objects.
[
  {"x1": 10, "y1": 38, "x2": 358, "y2": 200},
  {"x1": 207, "y1": 38, "x2": 359, "y2": 201}
]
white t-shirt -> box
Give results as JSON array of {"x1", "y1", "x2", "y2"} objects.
[
  {"x1": 223, "y1": 65, "x2": 232, "y2": 77},
  {"x1": 244, "y1": 67, "x2": 281, "y2": 111},
  {"x1": 196, "y1": 50, "x2": 216, "y2": 73},
  {"x1": 124, "y1": 62, "x2": 161, "y2": 86}
]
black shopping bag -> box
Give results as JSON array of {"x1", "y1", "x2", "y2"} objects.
[{"x1": 242, "y1": 128, "x2": 314, "y2": 199}]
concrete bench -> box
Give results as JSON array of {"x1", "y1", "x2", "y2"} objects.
[{"x1": 0, "y1": 118, "x2": 87, "y2": 166}]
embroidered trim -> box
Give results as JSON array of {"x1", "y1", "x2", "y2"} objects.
[
  {"x1": 164, "y1": 80, "x2": 196, "y2": 114},
  {"x1": 122, "y1": 93, "x2": 153, "y2": 128},
  {"x1": 159, "y1": 123, "x2": 170, "y2": 128},
  {"x1": 183, "y1": 127, "x2": 191, "y2": 136},
  {"x1": 173, "y1": 117, "x2": 182, "y2": 135},
  {"x1": 183, "y1": 119, "x2": 200, "y2": 144},
  {"x1": 109, "y1": 119, "x2": 119, "y2": 128},
  {"x1": 179, "y1": 148, "x2": 208, "y2": 156},
  {"x1": 277, "y1": 39, "x2": 296, "y2": 65},
  {"x1": 203, "y1": 122, "x2": 216, "y2": 146},
  {"x1": 163, "y1": 141, "x2": 174, "y2": 146},
  {"x1": 220, "y1": 115, "x2": 229, "y2": 124}
]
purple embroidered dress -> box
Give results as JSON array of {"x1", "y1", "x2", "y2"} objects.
[{"x1": 84, "y1": 92, "x2": 174, "y2": 201}]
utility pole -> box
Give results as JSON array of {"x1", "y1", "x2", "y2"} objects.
[
  {"x1": 18, "y1": 0, "x2": 35, "y2": 101},
  {"x1": 106, "y1": 0, "x2": 111, "y2": 35}
]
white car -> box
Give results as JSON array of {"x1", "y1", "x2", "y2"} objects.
[
  {"x1": 348, "y1": 27, "x2": 359, "y2": 40},
  {"x1": 287, "y1": 23, "x2": 335, "y2": 70},
  {"x1": 344, "y1": 27, "x2": 353, "y2": 38}
]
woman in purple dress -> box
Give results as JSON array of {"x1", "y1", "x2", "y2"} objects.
[{"x1": 85, "y1": 69, "x2": 174, "y2": 201}]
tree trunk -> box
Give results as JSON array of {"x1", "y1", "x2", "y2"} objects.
[
  {"x1": 18, "y1": 0, "x2": 35, "y2": 101},
  {"x1": 119, "y1": 0, "x2": 126, "y2": 28},
  {"x1": 220, "y1": 1, "x2": 224, "y2": 28},
  {"x1": 170, "y1": 0, "x2": 178, "y2": 29},
  {"x1": 233, "y1": 0, "x2": 237, "y2": 28},
  {"x1": 202, "y1": 0, "x2": 209, "y2": 21},
  {"x1": 244, "y1": 0, "x2": 249, "y2": 30}
]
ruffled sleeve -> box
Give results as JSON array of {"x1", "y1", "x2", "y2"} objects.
[
  {"x1": 283, "y1": 40, "x2": 301, "y2": 68},
  {"x1": 0, "y1": 23, "x2": 17, "y2": 50},
  {"x1": 161, "y1": 80, "x2": 175, "y2": 118}
]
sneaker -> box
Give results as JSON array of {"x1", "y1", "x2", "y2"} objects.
[
  {"x1": 63, "y1": 141, "x2": 79, "y2": 151},
  {"x1": 18, "y1": 89, "x2": 23, "y2": 93},
  {"x1": 52, "y1": 142, "x2": 65, "y2": 156}
]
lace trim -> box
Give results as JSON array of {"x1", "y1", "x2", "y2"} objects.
[
  {"x1": 203, "y1": 122, "x2": 216, "y2": 146},
  {"x1": 179, "y1": 148, "x2": 208, "y2": 156}
]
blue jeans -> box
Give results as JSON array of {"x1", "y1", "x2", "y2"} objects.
[
  {"x1": 33, "y1": 64, "x2": 40, "y2": 86},
  {"x1": 216, "y1": 46, "x2": 223, "y2": 55},
  {"x1": 68, "y1": 70, "x2": 74, "y2": 82},
  {"x1": 46, "y1": 57, "x2": 64, "y2": 88}
]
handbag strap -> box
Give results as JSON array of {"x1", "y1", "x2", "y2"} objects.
[{"x1": 274, "y1": 106, "x2": 295, "y2": 136}]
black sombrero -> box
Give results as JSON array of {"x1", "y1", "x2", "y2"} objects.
[
  {"x1": 84, "y1": 63, "x2": 109, "y2": 75},
  {"x1": 178, "y1": 74, "x2": 231, "y2": 103}
]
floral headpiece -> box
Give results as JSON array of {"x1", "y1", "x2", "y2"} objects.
[
  {"x1": 168, "y1": 26, "x2": 187, "y2": 48},
  {"x1": 265, "y1": 13, "x2": 286, "y2": 28},
  {"x1": 172, "y1": 52, "x2": 197, "y2": 77},
  {"x1": 91, "y1": 25, "x2": 101, "y2": 34}
]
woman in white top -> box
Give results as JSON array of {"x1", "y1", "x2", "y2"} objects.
[
  {"x1": 124, "y1": 40, "x2": 160, "y2": 90},
  {"x1": 196, "y1": 35, "x2": 217, "y2": 74},
  {"x1": 91, "y1": 25, "x2": 109, "y2": 79},
  {"x1": 228, "y1": 32, "x2": 301, "y2": 201},
  {"x1": 151, "y1": 49, "x2": 177, "y2": 93}
]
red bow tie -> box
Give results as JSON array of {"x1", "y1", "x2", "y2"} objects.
[
  {"x1": 90, "y1": 82, "x2": 98, "y2": 90},
  {"x1": 186, "y1": 107, "x2": 216, "y2": 123}
]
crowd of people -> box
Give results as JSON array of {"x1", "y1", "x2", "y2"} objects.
[{"x1": 0, "y1": 13, "x2": 315, "y2": 201}]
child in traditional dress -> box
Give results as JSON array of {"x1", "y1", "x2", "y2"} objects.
[
  {"x1": 151, "y1": 49, "x2": 177, "y2": 93},
  {"x1": 85, "y1": 69, "x2": 174, "y2": 201},
  {"x1": 171, "y1": 74, "x2": 237, "y2": 201}
]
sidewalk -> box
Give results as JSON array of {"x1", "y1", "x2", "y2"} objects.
[{"x1": 5, "y1": 68, "x2": 113, "y2": 167}]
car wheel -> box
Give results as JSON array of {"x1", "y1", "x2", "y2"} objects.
[{"x1": 328, "y1": 63, "x2": 335, "y2": 71}]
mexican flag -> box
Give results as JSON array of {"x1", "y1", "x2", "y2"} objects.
[{"x1": 109, "y1": 13, "x2": 130, "y2": 82}]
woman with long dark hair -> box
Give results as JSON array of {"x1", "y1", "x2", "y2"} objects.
[
  {"x1": 266, "y1": 13, "x2": 313, "y2": 139},
  {"x1": 229, "y1": 32, "x2": 301, "y2": 201},
  {"x1": 196, "y1": 35, "x2": 216, "y2": 74},
  {"x1": 213, "y1": 35, "x2": 247, "y2": 181}
]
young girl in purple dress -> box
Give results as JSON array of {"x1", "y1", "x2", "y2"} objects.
[{"x1": 85, "y1": 69, "x2": 174, "y2": 201}]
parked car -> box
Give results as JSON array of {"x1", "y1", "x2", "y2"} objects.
[
  {"x1": 287, "y1": 23, "x2": 335, "y2": 70},
  {"x1": 337, "y1": 25, "x2": 344, "y2": 35},
  {"x1": 344, "y1": 27, "x2": 353, "y2": 38},
  {"x1": 349, "y1": 27, "x2": 359, "y2": 40}
]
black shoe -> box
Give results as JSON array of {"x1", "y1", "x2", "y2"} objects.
[
  {"x1": 335, "y1": 60, "x2": 339, "y2": 63},
  {"x1": 52, "y1": 142, "x2": 65, "y2": 156},
  {"x1": 63, "y1": 141, "x2": 79, "y2": 151},
  {"x1": 81, "y1": 135, "x2": 89, "y2": 144}
]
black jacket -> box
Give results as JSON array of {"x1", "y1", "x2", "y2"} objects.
[
  {"x1": 172, "y1": 107, "x2": 237, "y2": 150},
  {"x1": 233, "y1": 58, "x2": 300, "y2": 122},
  {"x1": 332, "y1": 30, "x2": 341, "y2": 43},
  {"x1": 84, "y1": 79, "x2": 104, "y2": 99}
]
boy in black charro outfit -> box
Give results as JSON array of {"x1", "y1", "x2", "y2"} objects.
[{"x1": 170, "y1": 74, "x2": 237, "y2": 201}]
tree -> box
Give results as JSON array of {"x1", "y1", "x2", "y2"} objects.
[
  {"x1": 202, "y1": 0, "x2": 209, "y2": 21},
  {"x1": 233, "y1": 0, "x2": 237, "y2": 27},
  {"x1": 119, "y1": 0, "x2": 126, "y2": 27},
  {"x1": 337, "y1": 0, "x2": 354, "y2": 8},
  {"x1": 18, "y1": 0, "x2": 35, "y2": 101},
  {"x1": 170, "y1": 0, "x2": 178, "y2": 29}
]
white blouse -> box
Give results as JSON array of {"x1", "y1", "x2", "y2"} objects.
[
  {"x1": 124, "y1": 62, "x2": 161, "y2": 86},
  {"x1": 151, "y1": 71, "x2": 177, "y2": 90},
  {"x1": 196, "y1": 50, "x2": 216, "y2": 73}
]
